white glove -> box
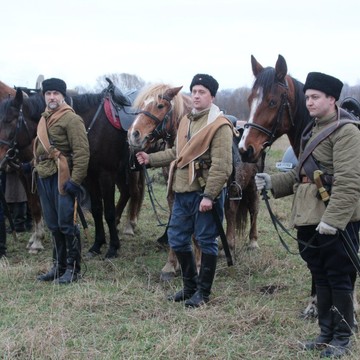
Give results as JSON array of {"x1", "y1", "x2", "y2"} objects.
[
  {"x1": 316, "y1": 221, "x2": 337, "y2": 235},
  {"x1": 255, "y1": 173, "x2": 272, "y2": 191}
]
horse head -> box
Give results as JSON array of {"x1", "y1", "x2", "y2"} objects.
[
  {"x1": 0, "y1": 88, "x2": 42, "y2": 168},
  {"x1": 128, "y1": 84, "x2": 189, "y2": 152},
  {"x1": 239, "y1": 54, "x2": 300, "y2": 163}
]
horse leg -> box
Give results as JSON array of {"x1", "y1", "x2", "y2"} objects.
[
  {"x1": 224, "y1": 196, "x2": 238, "y2": 257},
  {"x1": 192, "y1": 235, "x2": 201, "y2": 274},
  {"x1": 86, "y1": 179, "x2": 107, "y2": 256},
  {"x1": 246, "y1": 186, "x2": 260, "y2": 250},
  {"x1": 100, "y1": 173, "x2": 120, "y2": 258},
  {"x1": 160, "y1": 248, "x2": 180, "y2": 281},
  {"x1": 115, "y1": 171, "x2": 131, "y2": 233},
  {"x1": 124, "y1": 169, "x2": 145, "y2": 236}
]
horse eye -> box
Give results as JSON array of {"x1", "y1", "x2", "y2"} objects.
[
  {"x1": 157, "y1": 103, "x2": 164, "y2": 109},
  {"x1": 269, "y1": 100, "x2": 277, "y2": 108}
]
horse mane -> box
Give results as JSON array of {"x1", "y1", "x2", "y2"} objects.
[
  {"x1": 0, "y1": 93, "x2": 45, "y2": 123},
  {"x1": 288, "y1": 76, "x2": 312, "y2": 157},
  {"x1": 133, "y1": 83, "x2": 189, "y2": 122},
  {"x1": 71, "y1": 93, "x2": 103, "y2": 114}
]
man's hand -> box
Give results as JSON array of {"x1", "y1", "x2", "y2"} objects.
[
  {"x1": 255, "y1": 173, "x2": 272, "y2": 191},
  {"x1": 63, "y1": 179, "x2": 81, "y2": 198},
  {"x1": 199, "y1": 197, "x2": 213, "y2": 212},
  {"x1": 136, "y1": 152, "x2": 150, "y2": 165},
  {"x1": 316, "y1": 221, "x2": 337, "y2": 235}
]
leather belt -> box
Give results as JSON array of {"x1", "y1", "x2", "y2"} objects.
[{"x1": 301, "y1": 176, "x2": 312, "y2": 183}]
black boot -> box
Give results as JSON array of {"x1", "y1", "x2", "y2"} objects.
[
  {"x1": 37, "y1": 231, "x2": 66, "y2": 281},
  {"x1": 185, "y1": 253, "x2": 217, "y2": 308},
  {"x1": 304, "y1": 286, "x2": 333, "y2": 350},
  {"x1": 55, "y1": 234, "x2": 81, "y2": 284},
  {"x1": 0, "y1": 215, "x2": 7, "y2": 259},
  {"x1": 320, "y1": 290, "x2": 354, "y2": 358},
  {"x1": 168, "y1": 251, "x2": 198, "y2": 302}
]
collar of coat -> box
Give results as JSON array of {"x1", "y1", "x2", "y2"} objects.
[{"x1": 175, "y1": 103, "x2": 232, "y2": 184}]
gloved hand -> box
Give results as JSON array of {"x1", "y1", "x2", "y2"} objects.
[
  {"x1": 316, "y1": 221, "x2": 337, "y2": 235},
  {"x1": 63, "y1": 179, "x2": 81, "y2": 198},
  {"x1": 21, "y1": 162, "x2": 32, "y2": 174},
  {"x1": 255, "y1": 173, "x2": 272, "y2": 191}
]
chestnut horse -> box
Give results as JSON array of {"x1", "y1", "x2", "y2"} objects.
[
  {"x1": 0, "y1": 81, "x2": 45, "y2": 253},
  {"x1": 0, "y1": 83, "x2": 144, "y2": 259},
  {"x1": 128, "y1": 83, "x2": 262, "y2": 280}
]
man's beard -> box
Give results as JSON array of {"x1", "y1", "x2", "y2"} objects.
[{"x1": 47, "y1": 101, "x2": 60, "y2": 110}]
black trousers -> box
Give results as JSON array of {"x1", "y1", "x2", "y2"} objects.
[{"x1": 297, "y1": 221, "x2": 360, "y2": 291}]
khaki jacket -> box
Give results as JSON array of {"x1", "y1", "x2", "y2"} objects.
[
  {"x1": 149, "y1": 105, "x2": 233, "y2": 200},
  {"x1": 271, "y1": 107, "x2": 360, "y2": 230},
  {"x1": 35, "y1": 108, "x2": 90, "y2": 185}
]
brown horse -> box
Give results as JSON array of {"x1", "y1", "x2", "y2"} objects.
[
  {"x1": 0, "y1": 81, "x2": 45, "y2": 253},
  {"x1": 128, "y1": 83, "x2": 262, "y2": 280}
]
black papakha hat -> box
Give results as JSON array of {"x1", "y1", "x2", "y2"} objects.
[
  {"x1": 303, "y1": 72, "x2": 343, "y2": 101},
  {"x1": 190, "y1": 74, "x2": 219, "y2": 97},
  {"x1": 42, "y1": 78, "x2": 67, "y2": 97}
]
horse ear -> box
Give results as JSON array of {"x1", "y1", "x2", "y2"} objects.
[
  {"x1": 275, "y1": 54, "x2": 288, "y2": 83},
  {"x1": 251, "y1": 55, "x2": 263, "y2": 77},
  {"x1": 164, "y1": 86, "x2": 183, "y2": 100},
  {"x1": 13, "y1": 88, "x2": 24, "y2": 108}
]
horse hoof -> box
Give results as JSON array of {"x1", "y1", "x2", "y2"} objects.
[
  {"x1": 28, "y1": 248, "x2": 40, "y2": 254},
  {"x1": 105, "y1": 248, "x2": 118, "y2": 259},
  {"x1": 86, "y1": 251, "x2": 100, "y2": 259},
  {"x1": 160, "y1": 271, "x2": 175, "y2": 282}
]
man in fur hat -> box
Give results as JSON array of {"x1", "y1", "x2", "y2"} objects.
[
  {"x1": 255, "y1": 72, "x2": 360, "y2": 358},
  {"x1": 136, "y1": 74, "x2": 234, "y2": 307},
  {"x1": 35, "y1": 78, "x2": 90, "y2": 284}
]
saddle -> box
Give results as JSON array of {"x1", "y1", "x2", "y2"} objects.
[{"x1": 103, "y1": 78, "x2": 138, "y2": 131}]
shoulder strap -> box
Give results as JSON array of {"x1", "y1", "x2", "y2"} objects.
[{"x1": 297, "y1": 119, "x2": 359, "y2": 180}]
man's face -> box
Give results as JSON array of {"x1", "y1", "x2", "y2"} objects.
[
  {"x1": 44, "y1": 90, "x2": 64, "y2": 110},
  {"x1": 305, "y1": 89, "x2": 336, "y2": 118},
  {"x1": 191, "y1": 85, "x2": 214, "y2": 112}
]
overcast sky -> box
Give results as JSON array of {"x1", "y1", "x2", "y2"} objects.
[{"x1": 2, "y1": 0, "x2": 359, "y2": 92}]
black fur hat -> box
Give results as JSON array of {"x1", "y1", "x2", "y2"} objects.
[
  {"x1": 190, "y1": 74, "x2": 219, "y2": 97},
  {"x1": 303, "y1": 72, "x2": 343, "y2": 101},
  {"x1": 42, "y1": 78, "x2": 67, "y2": 97}
]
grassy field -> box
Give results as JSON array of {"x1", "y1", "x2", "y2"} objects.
[{"x1": 0, "y1": 137, "x2": 359, "y2": 359}]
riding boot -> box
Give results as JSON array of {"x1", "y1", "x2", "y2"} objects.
[
  {"x1": 37, "y1": 231, "x2": 66, "y2": 281},
  {"x1": 185, "y1": 253, "x2": 217, "y2": 308},
  {"x1": 320, "y1": 290, "x2": 354, "y2": 358},
  {"x1": 55, "y1": 234, "x2": 81, "y2": 284},
  {"x1": 0, "y1": 215, "x2": 7, "y2": 259},
  {"x1": 304, "y1": 286, "x2": 333, "y2": 350},
  {"x1": 167, "y1": 251, "x2": 198, "y2": 302}
]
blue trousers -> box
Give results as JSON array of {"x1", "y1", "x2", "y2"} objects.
[
  {"x1": 37, "y1": 173, "x2": 75, "y2": 236},
  {"x1": 298, "y1": 221, "x2": 360, "y2": 291},
  {"x1": 167, "y1": 189, "x2": 226, "y2": 255}
]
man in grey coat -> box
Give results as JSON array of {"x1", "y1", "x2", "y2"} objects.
[{"x1": 256, "y1": 72, "x2": 360, "y2": 358}]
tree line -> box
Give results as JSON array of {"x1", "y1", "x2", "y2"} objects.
[{"x1": 75, "y1": 73, "x2": 360, "y2": 121}]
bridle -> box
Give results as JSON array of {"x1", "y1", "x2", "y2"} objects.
[
  {"x1": 137, "y1": 94, "x2": 174, "y2": 143},
  {"x1": 244, "y1": 81, "x2": 294, "y2": 149},
  {"x1": 0, "y1": 104, "x2": 33, "y2": 169}
]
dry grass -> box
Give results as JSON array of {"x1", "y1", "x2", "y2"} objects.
[{"x1": 1, "y1": 137, "x2": 359, "y2": 359}]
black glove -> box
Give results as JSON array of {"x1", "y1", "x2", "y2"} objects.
[{"x1": 63, "y1": 179, "x2": 81, "y2": 198}]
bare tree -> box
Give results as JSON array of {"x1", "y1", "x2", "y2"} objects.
[{"x1": 95, "y1": 73, "x2": 146, "y2": 93}]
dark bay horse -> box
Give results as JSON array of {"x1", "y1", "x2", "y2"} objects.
[
  {"x1": 0, "y1": 84, "x2": 144, "y2": 259},
  {"x1": 128, "y1": 83, "x2": 262, "y2": 280},
  {"x1": 0, "y1": 81, "x2": 45, "y2": 253}
]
